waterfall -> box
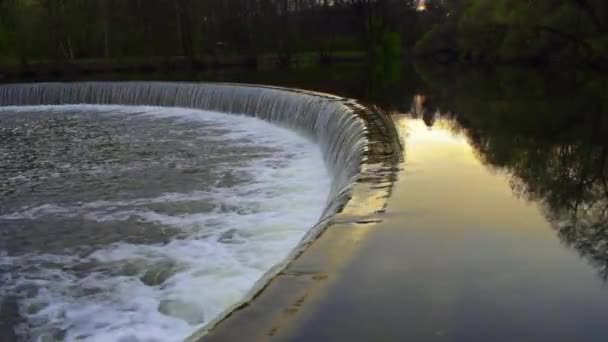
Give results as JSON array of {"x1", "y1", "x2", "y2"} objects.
[
  {"x1": 0, "y1": 82, "x2": 401, "y2": 338},
  {"x1": 0, "y1": 82, "x2": 390, "y2": 220}
]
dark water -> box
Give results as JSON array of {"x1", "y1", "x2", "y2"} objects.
[
  {"x1": 189, "y1": 63, "x2": 608, "y2": 340},
  {"x1": 198, "y1": 63, "x2": 608, "y2": 283},
  {"x1": 4, "y1": 63, "x2": 608, "y2": 340},
  {"x1": 115, "y1": 62, "x2": 608, "y2": 279}
]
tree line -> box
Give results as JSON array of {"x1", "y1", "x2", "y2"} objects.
[
  {"x1": 415, "y1": 0, "x2": 608, "y2": 65},
  {"x1": 0, "y1": 0, "x2": 607, "y2": 67},
  {"x1": 0, "y1": 0, "x2": 429, "y2": 65}
]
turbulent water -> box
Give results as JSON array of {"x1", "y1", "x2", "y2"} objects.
[
  {"x1": 0, "y1": 82, "x2": 387, "y2": 341},
  {"x1": 0, "y1": 105, "x2": 330, "y2": 341},
  {"x1": 0, "y1": 82, "x2": 368, "y2": 218}
]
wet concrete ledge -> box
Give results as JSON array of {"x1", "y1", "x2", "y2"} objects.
[{"x1": 190, "y1": 104, "x2": 402, "y2": 342}]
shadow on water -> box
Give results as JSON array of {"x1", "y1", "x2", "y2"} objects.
[{"x1": 411, "y1": 65, "x2": 608, "y2": 280}]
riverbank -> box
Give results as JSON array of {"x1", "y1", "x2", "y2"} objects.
[{"x1": 0, "y1": 52, "x2": 366, "y2": 81}]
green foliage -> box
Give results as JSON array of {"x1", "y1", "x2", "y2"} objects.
[
  {"x1": 374, "y1": 30, "x2": 401, "y2": 60},
  {"x1": 2, "y1": 0, "x2": 607, "y2": 66},
  {"x1": 0, "y1": 26, "x2": 9, "y2": 53},
  {"x1": 416, "y1": 0, "x2": 608, "y2": 64},
  {"x1": 0, "y1": 0, "x2": 418, "y2": 65},
  {"x1": 589, "y1": 36, "x2": 608, "y2": 58},
  {"x1": 499, "y1": 29, "x2": 540, "y2": 61},
  {"x1": 414, "y1": 23, "x2": 458, "y2": 55}
]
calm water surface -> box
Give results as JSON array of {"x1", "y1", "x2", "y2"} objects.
[{"x1": 377, "y1": 115, "x2": 608, "y2": 340}]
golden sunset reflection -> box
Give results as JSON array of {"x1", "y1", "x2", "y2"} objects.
[
  {"x1": 283, "y1": 109, "x2": 608, "y2": 342},
  {"x1": 390, "y1": 115, "x2": 554, "y2": 236}
]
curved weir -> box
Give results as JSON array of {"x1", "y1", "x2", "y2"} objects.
[{"x1": 0, "y1": 82, "x2": 401, "y2": 339}]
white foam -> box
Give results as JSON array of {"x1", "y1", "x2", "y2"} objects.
[{"x1": 0, "y1": 105, "x2": 331, "y2": 341}]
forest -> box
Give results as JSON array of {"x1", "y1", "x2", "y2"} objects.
[
  {"x1": 416, "y1": 0, "x2": 608, "y2": 66},
  {"x1": 0, "y1": 0, "x2": 607, "y2": 70}
]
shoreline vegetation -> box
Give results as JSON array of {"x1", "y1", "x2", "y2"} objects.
[
  {"x1": 2, "y1": 1, "x2": 608, "y2": 80},
  {"x1": 0, "y1": 51, "x2": 367, "y2": 80},
  {"x1": 3, "y1": 52, "x2": 608, "y2": 82},
  {"x1": 413, "y1": 1, "x2": 608, "y2": 68}
]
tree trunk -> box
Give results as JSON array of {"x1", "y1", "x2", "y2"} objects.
[
  {"x1": 174, "y1": 0, "x2": 195, "y2": 62},
  {"x1": 101, "y1": 0, "x2": 110, "y2": 58}
]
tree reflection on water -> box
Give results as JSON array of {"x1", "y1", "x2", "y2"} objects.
[{"x1": 411, "y1": 65, "x2": 608, "y2": 279}]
